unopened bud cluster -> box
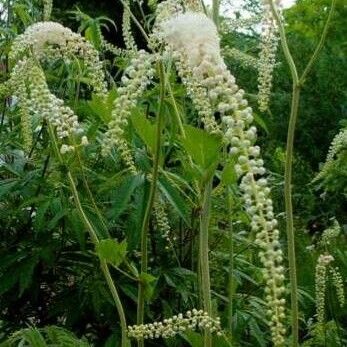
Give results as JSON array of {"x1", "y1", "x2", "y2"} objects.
[
  {"x1": 127, "y1": 309, "x2": 221, "y2": 339},
  {"x1": 43, "y1": 0, "x2": 53, "y2": 21},
  {"x1": 102, "y1": 50, "x2": 154, "y2": 173},
  {"x1": 315, "y1": 127, "x2": 347, "y2": 181},
  {"x1": 315, "y1": 254, "x2": 334, "y2": 324},
  {"x1": 162, "y1": 12, "x2": 286, "y2": 346},
  {"x1": 258, "y1": 4, "x2": 279, "y2": 112},
  {"x1": 320, "y1": 219, "x2": 341, "y2": 246},
  {"x1": 122, "y1": 0, "x2": 137, "y2": 51},
  {"x1": 10, "y1": 22, "x2": 107, "y2": 98},
  {"x1": 153, "y1": 198, "x2": 172, "y2": 244},
  {"x1": 330, "y1": 267, "x2": 345, "y2": 308},
  {"x1": 222, "y1": 46, "x2": 259, "y2": 69}
]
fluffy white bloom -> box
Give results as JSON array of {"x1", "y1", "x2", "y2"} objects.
[
  {"x1": 162, "y1": 12, "x2": 223, "y2": 69},
  {"x1": 10, "y1": 22, "x2": 107, "y2": 97}
]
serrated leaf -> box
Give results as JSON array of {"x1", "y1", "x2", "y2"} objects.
[
  {"x1": 96, "y1": 239, "x2": 127, "y2": 267},
  {"x1": 181, "y1": 125, "x2": 222, "y2": 171},
  {"x1": 106, "y1": 174, "x2": 144, "y2": 220}
]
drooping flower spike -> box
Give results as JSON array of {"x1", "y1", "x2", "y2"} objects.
[
  {"x1": 161, "y1": 11, "x2": 286, "y2": 346},
  {"x1": 8, "y1": 21, "x2": 107, "y2": 152}
]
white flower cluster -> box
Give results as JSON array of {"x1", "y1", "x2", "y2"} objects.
[
  {"x1": 122, "y1": 0, "x2": 137, "y2": 51},
  {"x1": 10, "y1": 22, "x2": 107, "y2": 97},
  {"x1": 258, "y1": 6, "x2": 279, "y2": 112},
  {"x1": 102, "y1": 50, "x2": 155, "y2": 172},
  {"x1": 127, "y1": 309, "x2": 221, "y2": 340},
  {"x1": 149, "y1": 0, "x2": 183, "y2": 50},
  {"x1": 315, "y1": 254, "x2": 334, "y2": 325},
  {"x1": 9, "y1": 58, "x2": 84, "y2": 153},
  {"x1": 162, "y1": 12, "x2": 286, "y2": 346}
]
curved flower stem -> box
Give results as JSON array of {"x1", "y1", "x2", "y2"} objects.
[
  {"x1": 47, "y1": 124, "x2": 128, "y2": 347},
  {"x1": 136, "y1": 62, "x2": 166, "y2": 347},
  {"x1": 269, "y1": 1, "x2": 336, "y2": 345},
  {"x1": 199, "y1": 178, "x2": 213, "y2": 347}
]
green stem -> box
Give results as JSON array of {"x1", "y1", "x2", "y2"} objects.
[
  {"x1": 167, "y1": 81, "x2": 186, "y2": 137},
  {"x1": 299, "y1": 0, "x2": 336, "y2": 85},
  {"x1": 47, "y1": 124, "x2": 128, "y2": 347},
  {"x1": 212, "y1": 0, "x2": 220, "y2": 29},
  {"x1": 136, "y1": 63, "x2": 166, "y2": 347},
  {"x1": 284, "y1": 84, "x2": 300, "y2": 347},
  {"x1": 199, "y1": 179, "x2": 213, "y2": 347},
  {"x1": 269, "y1": 1, "x2": 335, "y2": 345},
  {"x1": 269, "y1": 3, "x2": 300, "y2": 345},
  {"x1": 227, "y1": 188, "x2": 234, "y2": 335}
]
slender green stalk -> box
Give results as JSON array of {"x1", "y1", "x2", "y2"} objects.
[
  {"x1": 283, "y1": 84, "x2": 300, "y2": 346},
  {"x1": 47, "y1": 124, "x2": 128, "y2": 347},
  {"x1": 199, "y1": 179, "x2": 213, "y2": 347},
  {"x1": 136, "y1": 63, "x2": 166, "y2": 347},
  {"x1": 269, "y1": 1, "x2": 336, "y2": 345},
  {"x1": 299, "y1": 0, "x2": 336, "y2": 85},
  {"x1": 212, "y1": 0, "x2": 220, "y2": 29},
  {"x1": 167, "y1": 81, "x2": 186, "y2": 137},
  {"x1": 227, "y1": 188, "x2": 234, "y2": 334}
]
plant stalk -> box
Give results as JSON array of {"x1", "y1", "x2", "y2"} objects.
[
  {"x1": 47, "y1": 124, "x2": 128, "y2": 347},
  {"x1": 136, "y1": 63, "x2": 166, "y2": 347},
  {"x1": 212, "y1": 0, "x2": 220, "y2": 29},
  {"x1": 199, "y1": 179, "x2": 213, "y2": 347},
  {"x1": 269, "y1": 1, "x2": 335, "y2": 345},
  {"x1": 227, "y1": 188, "x2": 234, "y2": 334}
]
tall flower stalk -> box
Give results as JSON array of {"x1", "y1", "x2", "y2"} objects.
[
  {"x1": 136, "y1": 62, "x2": 166, "y2": 347},
  {"x1": 268, "y1": 0, "x2": 336, "y2": 345}
]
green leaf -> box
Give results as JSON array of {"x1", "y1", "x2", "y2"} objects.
[
  {"x1": 105, "y1": 174, "x2": 144, "y2": 220},
  {"x1": 19, "y1": 256, "x2": 38, "y2": 296},
  {"x1": 253, "y1": 112, "x2": 269, "y2": 134},
  {"x1": 181, "y1": 125, "x2": 222, "y2": 171},
  {"x1": 139, "y1": 273, "x2": 157, "y2": 300},
  {"x1": 96, "y1": 239, "x2": 127, "y2": 267},
  {"x1": 221, "y1": 159, "x2": 238, "y2": 186},
  {"x1": 130, "y1": 110, "x2": 156, "y2": 154},
  {"x1": 158, "y1": 176, "x2": 189, "y2": 224},
  {"x1": 181, "y1": 331, "x2": 203, "y2": 347}
]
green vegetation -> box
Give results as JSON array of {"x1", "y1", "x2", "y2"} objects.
[{"x1": 0, "y1": 0, "x2": 346, "y2": 346}]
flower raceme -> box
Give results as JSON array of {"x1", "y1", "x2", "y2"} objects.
[
  {"x1": 161, "y1": 12, "x2": 286, "y2": 346},
  {"x1": 10, "y1": 21, "x2": 107, "y2": 98},
  {"x1": 8, "y1": 21, "x2": 108, "y2": 153}
]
